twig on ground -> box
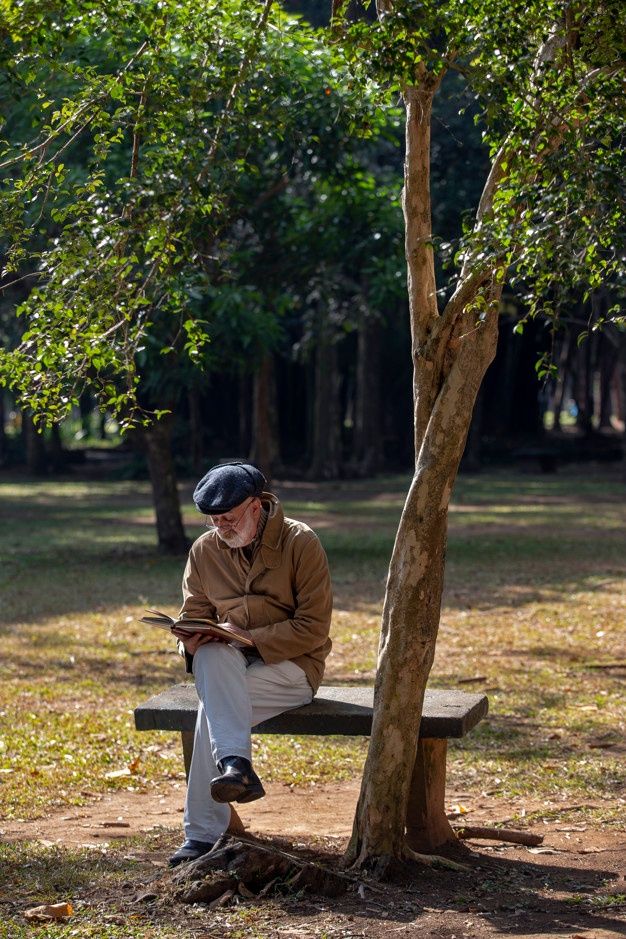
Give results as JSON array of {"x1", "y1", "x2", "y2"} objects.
[{"x1": 455, "y1": 826, "x2": 543, "y2": 846}]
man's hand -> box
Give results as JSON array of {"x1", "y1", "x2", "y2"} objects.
[
  {"x1": 172, "y1": 629, "x2": 227, "y2": 656},
  {"x1": 172, "y1": 623, "x2": 256, "y2": 655}
]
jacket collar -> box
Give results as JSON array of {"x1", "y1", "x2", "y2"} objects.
[{"x1": 258, "y1": 492, "x2": 283, "y2": 569}]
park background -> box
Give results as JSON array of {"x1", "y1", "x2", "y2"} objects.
[{"x1": 1, "y1": 0, "x2": 625, "y2": 936}]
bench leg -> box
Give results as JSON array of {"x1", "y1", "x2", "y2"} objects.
[
  {"x1": 181, "y1": 730, "x2": 194, "y2": 782},
  {"x1": 179, "y1": 730, "x2": 245, "y2": 835},
  {"x1": 405, "y1": 738, "x2": 456, "y2": 853}
]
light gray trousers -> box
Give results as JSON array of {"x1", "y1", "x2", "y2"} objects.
[{"x1": 184, "y1": 642, "x2": 313, "y2": 843}]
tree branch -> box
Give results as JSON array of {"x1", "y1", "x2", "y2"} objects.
[{"x1": 199, "y1": 0, "x2": 274, "y2": 181}]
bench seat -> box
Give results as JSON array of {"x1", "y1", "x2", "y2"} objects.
[{"x1": 134, "y1": 683, "x2": 488, "y2": 852}]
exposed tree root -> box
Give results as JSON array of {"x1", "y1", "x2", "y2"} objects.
[
  {"x1": 403, "y1": 846, "x2": 470, "y2": 871},
  {"x1": 170, "y1": 835, "x2": 350, "y2": 904},
  {"x1": 167, "y1": 832, "x2": 476, "y2": 907}
]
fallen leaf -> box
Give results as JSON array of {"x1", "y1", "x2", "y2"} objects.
[
  {"x1": 105, "y1": 768, "x2": 131, "y2": 779},
  {"x1": 24, "y1": 902, "x2": 73, "y2": 923}
]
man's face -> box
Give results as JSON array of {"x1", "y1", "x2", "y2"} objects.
[{"x1": 209, "y1": 497, "x2": 261, "y2": 548}]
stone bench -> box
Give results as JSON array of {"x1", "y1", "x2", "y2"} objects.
[{"x1": 134, "y1": 684, "x2": 488, "y2": 851}]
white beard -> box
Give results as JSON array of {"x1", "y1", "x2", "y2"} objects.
[{"x1": 215, "y1": 513, "x2": 258, "y2": 549}]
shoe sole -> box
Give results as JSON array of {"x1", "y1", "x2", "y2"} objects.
[{"x1": 211, "y1": 780, "x2": 266, "y2": 804}]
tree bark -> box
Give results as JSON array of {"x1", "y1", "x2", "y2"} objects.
[
  {"x1": 141, "y1": 414, "x2": 189, "y2": 554},
  {"x1": 249, "y1": 354, "x2": 281, "y2": 479},
  {"x1": 345, "y1": 300, "x2": 499, "y2": 866}
]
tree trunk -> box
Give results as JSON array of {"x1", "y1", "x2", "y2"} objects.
[
  {"x1": 23, "y1": 411, "x2": 47, "y2": 474},
  {"x1": 598, "y1": 333, "x2": 618, "y2": 430},
  {"x1": 308, "y1": 323, "x2": 342, "y2": 479},
  {"x1": 345, "y1": 301, "x2": 499, "y2": 867},
  {"x1": 188, "y1": 386, "x2": 204, "y2": 474},
  {"x1": 238, "y1": 371, "x2": 251, "y2": 457},
  {"x1": 461, "y1": 386, "x2": 483, "y2": 471},
  {"x1": 353, "y1": 318, "x2": 384, "y2": 475},
  {"x1": 78, "y1": 392, "x2": 93, "y2": 438},
  {"x1": 345, "y1": 72, "x2": 501, "y2": 868},
  {"x1": 48, "y1": 424, "x2": 65, "y2": 472},
  {"x1": 141, "y1": 415, "x2": 189, "y2": 554},
  {"x1": 0, "y1": 392, "x2": 6, "y2": 467},
  {"x1": 552, "y1": 328, "x2": 574, "y2": 432},
  {"x1": 249, "y1": 354, "x2": 281, "y2": 479},
  {"x1": 575, "y1": 307, "x2": 595, "y2": 435}
]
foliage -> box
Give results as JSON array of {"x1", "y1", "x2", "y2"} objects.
[
  {"x1": 0, "y1": 0, "x2": 394, "y2": 425},
  {"x1": 338, "y1": 0, "x2": 625, "y2": 325}
]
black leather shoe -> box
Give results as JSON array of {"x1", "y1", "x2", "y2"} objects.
[
  {"x1": 168, "y1": 839, "x2": 215, "y2": 867},
  {"x1": 210, "y1": 756, "x2": 265, "y2": 804}
]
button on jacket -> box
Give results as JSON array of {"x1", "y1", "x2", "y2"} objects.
[{"x1": 179, "y1": 493, "x2": 332, "y2": 693}]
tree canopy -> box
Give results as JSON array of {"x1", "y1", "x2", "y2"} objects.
[{"x1": 0, "y1": 0, "x2": 396, "y2": 425}]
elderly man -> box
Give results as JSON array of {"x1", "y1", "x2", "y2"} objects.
[{"x1": 169, "y1": 461, "x2": 332, "y2": 867}]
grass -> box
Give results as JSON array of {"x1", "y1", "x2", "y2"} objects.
[
  {"x1": 0, "y1": 467, "x2": 625, "y2": 823},
  {"x1": 0, "y1": 463, "x2": 625, "y2": 935}
]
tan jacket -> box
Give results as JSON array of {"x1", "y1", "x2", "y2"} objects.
[{"x1": 179, "y1": 493, "x2": 332, "y2": 692}]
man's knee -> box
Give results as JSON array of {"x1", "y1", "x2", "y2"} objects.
[{"x1": 192, "y1": 642, "x2": 246, "y2": 676}]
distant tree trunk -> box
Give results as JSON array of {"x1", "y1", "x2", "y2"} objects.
[
  {"x1": 598, "y1": 335, "x2": 618, "y2": 431},
  {"x1": 308, "y1": 323, "x2": 342, "y2": 479},
  {"x1": 353, "y1": 318, "x2": 383, "y2": 475},
  {"x1": 249, "y1": 354, "x2": 281, "y2": 479},
  {"x1": 238, "y1": 372, "x2": 251, "y2": 457},
  {"x1": 553, "y1": 328, "x2": 574, "y2": 432},
  {"x1": 141, "y1": 415, "x2": 188, "y2": 554},
  {"x1": 79, "y1": 392, "x2": 93, "y2": 437},
  {"x1": 188, "y1": 386, "x2": 204, "y2": 473},
  {"x1": 48, "y1": 424, "x2": 65, "y2": 472},
  {"x1": 0, "y1": 393, "x2": 6, "y2": 466},
  {"x1": 23, "y1": 411, "x2": 47, "y2": 474},
  {"x1": 619, "y1": 336, "x2": 626, "y2": 482},
  {"x1": 575, "y1": 308, "x2": 595, "y2": 435}
]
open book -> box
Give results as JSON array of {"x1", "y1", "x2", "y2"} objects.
[{"x1": 139, "y1": 608, "x2": 255, "y2": 647}]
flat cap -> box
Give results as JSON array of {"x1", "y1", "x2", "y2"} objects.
[{"x1": 193, "y1": 461, "x2": 267, "y2": 515}]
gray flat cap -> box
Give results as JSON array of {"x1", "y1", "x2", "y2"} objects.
[{"x1": 193, "y1": 461, "x2": 266, "y2": 515}]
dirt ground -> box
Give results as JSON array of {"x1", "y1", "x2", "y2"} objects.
[{"x1": 3, "y1": 780, "x2": 625, "y2": 938}]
